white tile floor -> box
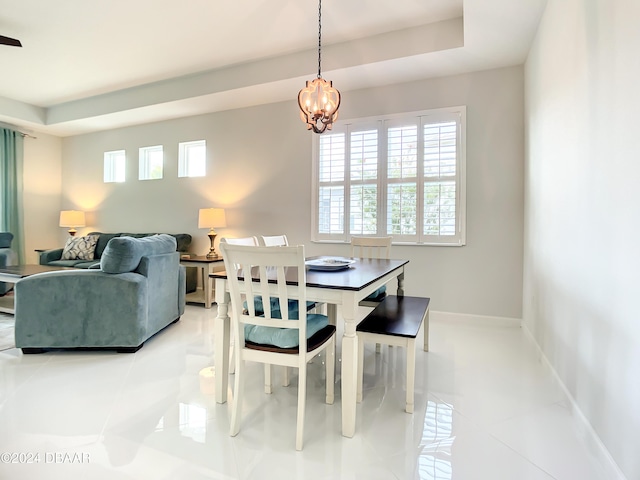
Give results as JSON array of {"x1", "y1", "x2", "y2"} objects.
[{"x1": 0, "y1": 305, "x2": 614, "y2": 480}]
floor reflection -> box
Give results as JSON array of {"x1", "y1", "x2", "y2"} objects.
[
  {"x1": 419, "y1": 400, "x2": 454, "y2": 480},
  {"x1": 155, "y1": 402, "x2": 208, "y2": 444}
]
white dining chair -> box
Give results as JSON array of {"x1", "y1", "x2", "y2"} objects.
[
  {"x1": 350, "y1": 236, "x2": 392, "y2": 307},
  {"x1": 351, "y1": 236, "x2": 393, "y2": 353},
  {"x1": 220, "y1": 236, "x2": 260, "y2": 374},
  {"x1": 260, "y1": 234, "x2": 289, "y2": 247},
  {"x1": 260, "y1": 235, "x2": 321, "y2": 317},
  {"x1": 220, "y1": 242, "x2": 336, "y2": 451},
  {"x1": 220, "y1": 236, "x2": 260, "y2": 247},
  {"x1": 259, "y1": 233, "x2": 322, "y2": 387}
]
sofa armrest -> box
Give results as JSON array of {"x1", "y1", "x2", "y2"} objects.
[
  {"x1": 136, "y1": 252, "x2": 184, "y2": 332},
  {"x1": 39, "y1": 248, "x2": 64, "y2": 265},
  {"x1": 15, "y1": 270, "x2": 148, "y2": 349}
]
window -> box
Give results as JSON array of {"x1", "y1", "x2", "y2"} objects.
[
  {"x1": 312, "y1": 106, "x2": 466, "y2": 245},
  {"x1": 139, "y1": 145, "x2": 163, "y2": 180},
  {"x1": 104, "y1": 150, "x2": 126, "y2": 183},
  {"x1": 178, "y1": 140, "x2": 206, "y2": 177}
]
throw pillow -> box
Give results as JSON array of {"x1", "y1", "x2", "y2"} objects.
[{"x1": 61, "y1": 235, "x2": 99, "y2": 260}]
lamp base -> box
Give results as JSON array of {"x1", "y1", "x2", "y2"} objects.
[
  {"x1": 206, "y1": 232, "x2": 219, "y2": 258},
  {"x1": 68, "y1": 229, "x2": 77, "y2": 236}
]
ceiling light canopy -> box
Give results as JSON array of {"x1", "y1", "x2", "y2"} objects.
[{"x1": 298, "y1": 0, "x2": 341, "y2": 134}]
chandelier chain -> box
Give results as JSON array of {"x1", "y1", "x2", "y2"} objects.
[{"x1": 317, "y1": 0, "x2": 322, "y2": 78}]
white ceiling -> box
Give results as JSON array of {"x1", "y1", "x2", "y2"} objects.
[{"x1": 0, "y1": 0, "x2": 546, "y2": 137}]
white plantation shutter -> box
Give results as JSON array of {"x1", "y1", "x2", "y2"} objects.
[
  {"x1": 423, "y1": 120, "x2": 459, "y2": 238},
  {"x1": 349, "y1": 129, "x2": 378, "y2": 235},
  {"x1": 317, "y1": 133, "x2": 346, "y2": 237},
  {"x1": 386, "y1": 122, "x2": 419, "y2": 241},
  {"x1": 312, "y1": 107, "x2": 465, "y2": 245}
]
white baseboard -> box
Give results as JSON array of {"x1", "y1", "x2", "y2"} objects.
[
  {"x1": 430, "y1": 310, "x2": 521, "y2": 328},
  {"x1": 521, "y1": 324, "x2": 627, "y2": 480}
]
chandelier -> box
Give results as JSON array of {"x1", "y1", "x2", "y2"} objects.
[{"x1": 298, "y1": 0, "x2": 341, "y2": 134}]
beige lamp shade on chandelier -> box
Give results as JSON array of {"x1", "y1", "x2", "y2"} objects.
[
  {"x1": 198, "y1": 208, "x2": 227, "y2": 258},
  {"x1": 59, "y1": 210, "x2": 86, "y2": 236}
]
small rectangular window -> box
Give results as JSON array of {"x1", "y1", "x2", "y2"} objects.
[
  {"x1": 139, "y1": 145, "x2": 164, "y2": 180},
  {"x1": 104, "y1": 150, "x2": 126, "y2": 183},
  {"x1": 178, "y1": 140, "x2": 206, "y2": 177}
]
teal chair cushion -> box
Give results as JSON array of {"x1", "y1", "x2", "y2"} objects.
[
  {"x1": 244, "y1": 297, "x2": 315, "y2": 316},
  {"x1": 364, "y1": 285, "x2": 386, "y2": 301},
  {"x1": 244, "y1": 313, "x2": 329, "y2": 349}
]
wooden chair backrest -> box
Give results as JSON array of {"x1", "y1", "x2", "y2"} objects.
[
  {"x1": 350, "y1": 236, "x2": 392, "y2": 259},
  {"x1": 260, "y1": 235, "x2": 289, "y2": 247}
]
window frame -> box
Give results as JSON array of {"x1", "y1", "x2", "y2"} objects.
[
  {"x1": 138, "y1": 145, "x2": 164, "y2": 181},
  {"x1": 178, "y1": 140, "x2": 207, "y2": 178},
  {"x1": 311, "y1": 106, "x2": 466, "y2": 246},
  {"x1": 103, "y1": 150, "x2": 126, "y2": 183}
]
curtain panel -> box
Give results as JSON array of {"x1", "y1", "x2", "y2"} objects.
[{"x1": 0, "y1": 128, "x2": 24, "y2": 263}]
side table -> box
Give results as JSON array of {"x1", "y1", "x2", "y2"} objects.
[{"x1": 179, "y1": 255, "x2": 224, "y2": 308}]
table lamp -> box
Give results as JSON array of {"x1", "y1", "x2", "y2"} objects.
[
  {"x1": 198, "y1": 208, "x2": 227, "y2": 258},
  {"x1": 59, "y1": 210, "x2": 86, "y2": 236}
]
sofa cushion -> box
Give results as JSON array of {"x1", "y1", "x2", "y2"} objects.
[
  {"x1": 61, "y1": 234, "x2": 99, "y2": 260},
  {"x1": 47, "y1": 259, "x2": 91, "y2": 268},
  {"x1": 172, "y1": 234, "x2": 192, "y2": 252},
  {"x1": 120, "y1": 232, "x2": 191, "y2": 253},
  {"x1": 90, "y1": 233, "x2": 121, "y2": 259},
  {"x1": 0, "y1": 232, "x2": 13, "y2": 249},
  {"x1": 101, "y1": 234, "x2": 177, "y2": 274},
  {"x1": 85, "y1": 232, "x2": 192, "y2": 257}
]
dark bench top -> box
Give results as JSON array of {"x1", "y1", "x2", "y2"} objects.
[{"x1": 356, "y1": 295, "x2": 430, "y2": 338}]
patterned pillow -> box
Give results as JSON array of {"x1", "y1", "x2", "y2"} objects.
[{"x1": 61, "y1": 235, "x2": 99, "y2": 260}]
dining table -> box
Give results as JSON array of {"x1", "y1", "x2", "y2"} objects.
[{"x1": 211, "y1": 255, "x2": 409, "y2": 438}]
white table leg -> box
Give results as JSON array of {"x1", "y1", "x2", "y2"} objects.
[
  {"x1": 203, "y1": 265, "x2": 213, "y2": 309},
  {"x1": 423, "y1": 307, "x2": 430, "y2": 352},
  {"x1": 340, "y1": 294, "x2": 358, "y2": 438},
  {"x1": 215, "y1": 279, "x2": 230, "y2": 404}
]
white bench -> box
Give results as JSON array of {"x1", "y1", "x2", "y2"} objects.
[{"x1": 356, "y1": 295, "x2": 430, "y2": 413}]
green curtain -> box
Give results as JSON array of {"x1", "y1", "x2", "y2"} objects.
[{"x1": 0, "y1": 128, "x2": 25, "y2": 263}]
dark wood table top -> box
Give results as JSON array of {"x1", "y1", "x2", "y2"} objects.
[
  {"x1": 211, "y1": 256, "x2": 408, "y2": 291},
  {"x1": 0, "y1": 264, "x2": 76, "y2": 278}
]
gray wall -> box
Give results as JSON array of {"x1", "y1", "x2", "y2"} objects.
[
  {"x1": 524, "y1": 0, "x2": 639, "y2": 477},
  {"x1": 57, "y1": 66, "x2": 524, "y2": 318}
]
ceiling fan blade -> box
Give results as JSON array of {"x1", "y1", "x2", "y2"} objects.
[{"x1": 0, "y1": 35, "x2": 22, "y2": 47}]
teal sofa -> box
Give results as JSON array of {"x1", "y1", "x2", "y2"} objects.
[
  {"x1": 15, "y1": 234, "x2": 186, "y2": 354},
  {"x1": 38, "y1": 231, "x2": 196, "y2": 292},
  {"x1": 0, "y1": 232, "x2": 17, "y2": 295}
]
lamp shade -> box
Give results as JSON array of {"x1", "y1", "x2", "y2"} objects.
[
  {"x1": 198, "y1": 208, "x2": 226, "y2": 229},
  {"x1": 59, "y1": 210, "x2": 86, "y2": 228}
]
